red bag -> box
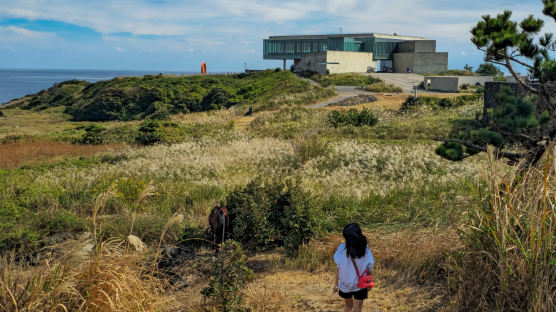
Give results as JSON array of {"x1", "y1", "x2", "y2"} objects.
[{"x1": 350, "y1": 256, "x2": 374, "y2": 289}]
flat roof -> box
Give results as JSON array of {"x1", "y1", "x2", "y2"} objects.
[{"x1": 267, "y1": 33, "x2": 428, "y2": 41}]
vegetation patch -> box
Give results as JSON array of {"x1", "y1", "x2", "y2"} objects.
[
  {"x1": 303, "y1": 72, "x2": 381, "y2": 87},
  {"x1": 401, "y1": 93, "x2": 483, "y2": 112},
  {"x1": 0, "y1": 140, "x2": 121, "y2": 169},
  {"x1": 226, "y1": 177, "x2": 321, "y2": 256},
  {"x1": 13, "y1": 70, "x2": 334, "y2": 121},
  {"x1": 327, "y1": 108, "x2": 378, "y2": 127},
  {"x1": 360, "y1": 82, "x2": 403, "y2": 93}
]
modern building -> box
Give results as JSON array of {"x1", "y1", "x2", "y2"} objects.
[{"x1": 263, "y1": 33, "x2": 448, "y2": 74}]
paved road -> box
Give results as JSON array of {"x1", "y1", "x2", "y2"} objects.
[{"x1": 365, "y1": 73, "x2": 424, "y2": 93}]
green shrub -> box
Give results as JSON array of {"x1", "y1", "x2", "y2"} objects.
[
  {"x1": 226, "y1": 178, "x2": 321, "y2": 256},
  {"x1": 200, "y1": 87, "x2": 236, "y2": 111},
  {"x1": 80, "y1": 124, "x2": 105, "y2": 145},
  {"x1": 327, "y1": 108, "x2": 378, "y2": 127},
  {"x1": 201, "y1": 240, "x2": 255, "y2": 311},
  {"x1": 435, "y1": 142, "x2": 464, "y2": 161},
  {"x1": 401, "y1": 94, "x2": 483, "y2": 112},
  {"x1": 0, "y1": 110, "x2": 4, "y2": 117}
]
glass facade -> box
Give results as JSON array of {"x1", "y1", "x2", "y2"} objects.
[
  {"x1": 263, "y1": 39, "x2": 327, "y2": 60},
  {"x1": 263, "y1": 35, "x2": 406, "y2": 60}
]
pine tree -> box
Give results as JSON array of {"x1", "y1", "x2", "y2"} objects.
[{"x1": 436, "y1": 0, "x2": 555, "y2": 168}]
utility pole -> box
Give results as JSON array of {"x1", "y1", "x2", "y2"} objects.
[
  {"x1": 339, "y1": 27, "x2": 343, "y2": 35},
  {"x1": 244, "y1": 62, "x2": 247, "y2": 73}
]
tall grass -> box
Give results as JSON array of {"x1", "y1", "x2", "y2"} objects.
[
  {"x1": 0, "y1": 141, "x2": 122, "y2": 169},
  {"x1": 455, "y1": 147, "x2": 555, "y2": 311}
]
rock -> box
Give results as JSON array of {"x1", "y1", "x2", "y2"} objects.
[
  {"x1": 47, "y1": 232, "x2": 76, "y2": 245},
  {"x1": 337, "y1": 94, "x2": 377, "y2": 106}
]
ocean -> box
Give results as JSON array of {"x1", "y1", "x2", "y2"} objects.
[{"x1": 0, "y1": 69, "x2": 196, "y2": 105}]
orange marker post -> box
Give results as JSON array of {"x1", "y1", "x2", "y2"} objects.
[{"x1": 201, "y1": 62, "x2": 207, "y2": 75}]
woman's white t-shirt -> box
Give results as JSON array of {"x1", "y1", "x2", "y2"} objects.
[{"x1": 333, "y1": 243, "x2": 374, "y2": 293}]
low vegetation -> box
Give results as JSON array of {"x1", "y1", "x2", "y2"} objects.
[
  {"x1": 327, "y1": 108, "x2": 378, "y2": 127},
  {"x1": 360, "y1": 81, "x2": 403, "y2": 93},
  {"x1": 1, "y1": 53, "x2": 553, "y2": 311},
  {"x1": 301, "y1": 72, "x2": 381, "y2": 87},
  {"x1": 8, "y1": 70, "x2": 335, "y2": 121},
  {"x1": 401, "y1": 93, "x2": 483, "y2": 112},
  {"x1": 452, "y1": 150, "x2": 555, "y2": 311}
]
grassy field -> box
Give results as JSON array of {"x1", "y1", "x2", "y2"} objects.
[{"x1": 0, "y1": 73, "x2": 553, "y2": 311}]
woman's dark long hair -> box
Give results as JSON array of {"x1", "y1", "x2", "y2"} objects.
[{"x1": 343, "y1": 223, "x2": 367, "y2": 259}]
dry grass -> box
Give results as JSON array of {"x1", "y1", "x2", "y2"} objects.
[
  {"x1": 0, "y1": 140, "x2": 123, "y2": 169},
  {"x1": 453, "y1": 147, "x2": 556, "y2": 311},
  {"x1": 0, "y1": 250, "x2": 172, "y2": 312}
]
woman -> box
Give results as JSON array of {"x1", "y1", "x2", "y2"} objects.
[{"x1": 332, "y1": 223, "x2": 374, "y2": 312}]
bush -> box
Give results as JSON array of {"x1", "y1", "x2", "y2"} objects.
[
  {"x1": 201, "y1": 240, "x2": 255, "y2": 311},
  {"x1": 226, "y1": 178, "x2": 321, "y2": 256},
  {"x1": 435, "y1": 142, "x2": 464, "y2": 160},
  {"x1": 327, "y1": 108, "x2": 378, "y2": 127},
  {"x1": 401, "y1": 94, "x2": 483, "y2": 112},
  {"x1": 80, "y1": 124, "x2": 105, "y2": 145},
  {"x1": 475, "y1": 63, "x2": 504, "y2": 76},
  {"x1": 0, "y1": 110, "x2": 4, "y2": 117},
  {"x1": 200, "y1": 87, "x2": 236, "y2": 112},
  {"x1": 136, "y1": 120, "x2": 164, "y2": 145}
]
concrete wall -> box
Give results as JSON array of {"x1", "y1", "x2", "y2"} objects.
[
  {"x1": 397, "y1": 40, "x2": 436, "y2": 53},
  {"x1": 423, "y1": 76, "x2": 495, "y2": 92},
  {"x1": 298, "y1": 52, "x2": 328, "y2": 74},
  {"x1": 393, "y1": 52, "x2": 447, "y2": 74},
  {"x1": 297, "y1": 51, "x2": 376, "y2": 74},
  {"x1": 458, "y1": 76, "x2": 494, "y2": 86},
  {"x1": 426, "y1": 76, "x2": 459, "y2": 92},
  {"x1": 393, "y1": 52, "x2": 414, "y2": 73},
  {"x1": 325, "y1": 51, "x2": 376, "y2": 74},
  {"x1": 412, "y1": 52, "x2": 448, "y2": 73}
]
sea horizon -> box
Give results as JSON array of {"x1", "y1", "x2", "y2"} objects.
[{"x1": 0, "y1": 68, "x2": 237, "y2": 105}]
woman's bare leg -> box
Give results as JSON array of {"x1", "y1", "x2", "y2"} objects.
[
  {"x1": 353, "y1": 299, "x2": 364, "y2": 312},
  {"x1": 344, "y1": 298, "x2": 354, "y2": 312}
]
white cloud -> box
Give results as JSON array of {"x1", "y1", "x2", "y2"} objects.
[
  {"x1": 0, "y1": 25, "x2": 57, "y2": 46},
  {"x1": 116, "y1": 47, "x2": 124, "y2": 52},
  {"x1": 0, "y1": 0, "x2": 552, "y2": 42},
  {"x1": 460, "y1": 51, "x2": 467, "y2": 56}
]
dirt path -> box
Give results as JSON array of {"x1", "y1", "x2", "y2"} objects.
[{"x1": 249, "y1": 269, "x2": 443, "y2": 312}]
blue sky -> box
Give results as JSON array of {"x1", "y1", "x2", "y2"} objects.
[{"x1": 0, "y1": 0, "x2": 553, "y2": 72}]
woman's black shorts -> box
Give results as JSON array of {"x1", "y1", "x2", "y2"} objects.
[{"x1": 339, "y1": 288, "x2": 368, "y2": 300}]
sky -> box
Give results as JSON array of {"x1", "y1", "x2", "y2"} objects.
[{"x1": 0, "y1": 0, "x2": 554, "y2": 72}]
